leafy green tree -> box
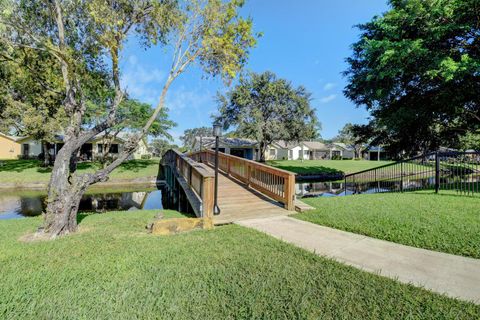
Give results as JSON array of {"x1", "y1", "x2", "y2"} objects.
[
  {"x1": 334, "y1": 123, "x2": 367, "y2": 159},
  {"x1": 0, "y1": 43, "x2": 66, "y2": 165},
  {"x1": 344, "y1": 0, "x2": 480, "y2": 155},
  {"x1": 0, "y1": 0, "x2": 256, "y2": 237},
  {"x1": 149, "y1": 138, "x2": 177, "y2": 157},
  {"x1": 216, "y1": 71, "x2": 319, "y2": 161},
  {"x1": 459, "y1": 132, "x2": 480, "y2": 151},
  {"x1": 180, "y1": 126, "x2": 212, "y2": 149}
]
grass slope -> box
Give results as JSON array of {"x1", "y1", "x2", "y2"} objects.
[
  {"x1": 268, "y1": 159, "x2": 393, "y2": 175},
  {"x1": 1, "y1": 210, "x2": 479, "y2": 319},
  {"x1": 297, "y1": 192, "x2": 480, "y2": 258},
  {"x1": 0, "y1": 159, "x2": 160, "y2": 183}
]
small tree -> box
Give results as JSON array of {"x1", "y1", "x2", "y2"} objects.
[
  {"x1": 149, "y1": 138, "x2": 176, "y2": 157},
  {"x1": 216, "y1": 71, "x2": 319, "y2": 161},
  {"x1": 180, "y1": 126, "x2": 212, "y2": 150},
  {"x1": 1, "y1": 0, "x2": 256, "y2": 237},
  {"x1": 334, "y1": 123, "x2": 366, "y2": 159}
]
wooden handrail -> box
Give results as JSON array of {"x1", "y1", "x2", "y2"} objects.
[
  {"x1": 162, "y1": 149, "x2": 215, "y2": 217},
  {"x1": 189, "y1": 149, "x2": 296, "y2": 210}
]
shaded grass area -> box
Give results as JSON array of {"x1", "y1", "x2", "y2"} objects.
[
  {"x1": 297, "y1": 192, "x2": 480, "y2": 258},
  {"x1": 0, "y1": 159, "x2": 160, "y2": 183},
  {"x1": 1, "y1": 210, "x2": 479, "y2": 319},
  {"x1": 268, "y1": 159, "x2": 393, "y2": 175}
]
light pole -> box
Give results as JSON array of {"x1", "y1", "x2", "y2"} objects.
[{"x1": 212, "y1": 124, "x2": 222, "y2": 215}]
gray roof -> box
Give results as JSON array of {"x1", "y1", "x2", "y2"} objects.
[
  {"x1": 195, "y1": 136, "x2": 258, "y2": 148},
  {"x1": 301, "y1": 141, "x2": 330, "y2": 150},
  {"x1": 272, "y1": 140, "x2": 299, "y2": 149}
]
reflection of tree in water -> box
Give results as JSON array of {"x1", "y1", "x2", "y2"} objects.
[
  {"x1": 3, "y1": 191, "x2": 154, "y2": 218},
  {"x1": 80, "y1": 192, "x2": 148, "y2": 212},
  {"x1": 20, "y1": 197, "x2": 45, "y2": 217}
]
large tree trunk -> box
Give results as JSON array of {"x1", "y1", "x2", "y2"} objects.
[
  {"x1": 41, "y1": 142, "x2": 89, "y2": 237},
  {"x1": 42, "y1": 141, "x2": 50, "y2": 167}
]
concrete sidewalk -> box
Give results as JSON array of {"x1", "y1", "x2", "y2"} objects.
[{"x1": 236, "y1": 216, "x2": 480, "y2": 304}]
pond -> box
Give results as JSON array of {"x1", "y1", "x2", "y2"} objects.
[{"x1": 0, "y1": 188, "x2": 164, "y2": 220}]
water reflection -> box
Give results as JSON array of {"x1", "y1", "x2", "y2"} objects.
[{"x1": 0, "y1": 189, "x2": 163, "y2": 220}]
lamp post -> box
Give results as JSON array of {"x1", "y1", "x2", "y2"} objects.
[{"x1": 212, "y1": 124, "x2": 222, "y2": 215}]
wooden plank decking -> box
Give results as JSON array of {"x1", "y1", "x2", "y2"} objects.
[{"x1": 214, "y1": 173, "x2": 291, "y2": 225}]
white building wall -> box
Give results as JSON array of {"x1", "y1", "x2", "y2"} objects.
[
  {"x1": 290, "y1": 146, "x2": 310, "y2": 160},
  {"x1": 20, "y1": 138, "x2": 42, "y2": 158}
]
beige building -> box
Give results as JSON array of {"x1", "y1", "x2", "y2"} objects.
[
  {"x1": 0, "y1": 133, "x2": 24, "y2": 159},
  {"x1": 0, "y1": 132, "x2": 150, "y2": 160}
]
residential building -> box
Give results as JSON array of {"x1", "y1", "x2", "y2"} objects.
[
  {"x1": 192, "y1": 136, "x2": 259, "y2": 160},
  {"x1": 267, "y1": 140, "x2": 355, "y2": 160},
  {"x1": 0, "y1": 132, "x2": 150, "y2": 161}
]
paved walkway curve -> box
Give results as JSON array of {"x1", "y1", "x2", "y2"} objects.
[{"x1": 236, "y1": 216, "x2": 480, "y2": 304}]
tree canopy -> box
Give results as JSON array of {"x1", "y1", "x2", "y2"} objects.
[
  {"x1": 344, "y1": 0, "x2": 480, "y2": 155},
  {"x1": 215, "y1": 71, "x2": 319, "y2": 161}
]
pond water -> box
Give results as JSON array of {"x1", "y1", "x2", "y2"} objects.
[{"x1": 0, "y1": 188, "x2": 164, "y2": 220}]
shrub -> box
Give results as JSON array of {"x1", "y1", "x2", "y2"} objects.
[{"x1": 141, "y1": 154, "x2": 152, "y2": 160}]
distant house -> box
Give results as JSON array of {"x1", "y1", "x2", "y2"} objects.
[
  {"x1": 267, "y1": 140, "x2": 355, "y2": 160},
  {"x1": 0, "y1": 133, "x2": 23, "y2": 160},
  {"x1": 192, "y1": 136, "x2": 259, "y2": 160},
  {"x1": 266, "y1": 141, "x2": 302, "y2": 160},
  {"x1": 0, "y1": 132, "x2": 150, "y2": 161},
  {"x1": 364, "y1": 146, "x2": 388, "y2": 161}
]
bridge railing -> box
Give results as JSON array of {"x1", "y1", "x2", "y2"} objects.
[
  {"x1": 162, "y1": 149, "x2": 215, "y2": 217},
  {"x1": 189, "y1": 150, "x2": 296, "y2": 210}
]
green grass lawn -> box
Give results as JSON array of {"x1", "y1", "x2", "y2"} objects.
[
  {"x1": 268, "y1": 159, "x2": 393, "y2": 175},
  {"x1": 297, "y1": 192, "x2": 480, "y2": 258},
  {"x1": 0, "y1": 210, "x2": 479, "y2": 318},
  {"x1": 0, "y1": 159, "x2": 160, "y2": 183}
]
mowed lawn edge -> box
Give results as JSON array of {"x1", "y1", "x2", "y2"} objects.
[
  {"x1": 0, "y1": 159, "x2": 160, "y2": 183},
  {"x1": 0, "y1": 210, "x2": 478, "y2": 319},
  {"x1": 267, "y1": 159, "x2": 394, "y2": 175},
  {"x1": 296, "y1": 192, "x2": 480, "y2": 259}
]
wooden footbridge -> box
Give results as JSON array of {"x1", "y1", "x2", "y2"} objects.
[{"x1": 160, "y1": 149, "x2": 298, "y2": 224}]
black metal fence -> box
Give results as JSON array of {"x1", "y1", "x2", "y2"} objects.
[{"x1": 344, "y1": 151, "x2": 480, "y2": 196}]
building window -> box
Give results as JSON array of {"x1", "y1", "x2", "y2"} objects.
[
  {"x1": 98, "y1": 144, "x2": 119, "y2": 154},
  {"x1": 269, "y1": 149, "x2": 276, "y2": 156},
  {"x1": 110, "y1": 144, "x2": 119, "y2": 153}
]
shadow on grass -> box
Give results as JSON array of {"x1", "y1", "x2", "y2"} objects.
[
  {"x1": 268, "y1": 161, "x2": 343, "y2": 175},
  {"x1": 0, "y1": 160, "x2": 43, "y2": 173}
]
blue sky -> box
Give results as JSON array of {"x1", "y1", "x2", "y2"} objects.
[{"x1": 121, "y1": 0, "x2": 389, "y2": 144}]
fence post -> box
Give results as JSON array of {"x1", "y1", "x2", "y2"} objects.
[
  {"x1": 400, "y1": 162, "x2": 403, "y2": 193},
  {"x1": 435, "y1": 151, "x2": 440, "y2": 193}
]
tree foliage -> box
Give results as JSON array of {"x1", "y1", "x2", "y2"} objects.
[
  {"x1": 180, "y1": 126, "x2": 212, "y2": 149},
  {"x1": 216, "y1": 71, "x2": 319, "y2": 161},
  {"x1": 344, "y1": 0, "x2": 480, "y2": 155},
  {"x1": 334, "y1": 123, "x2": 368, "y2": 159}
]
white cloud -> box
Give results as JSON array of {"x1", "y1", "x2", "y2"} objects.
[
  {"x1": 319, "y1": 94, "x2": 337, "y2": 104},
  {"x1": 323, "y1": 82, "x2": 336, "y2": 91},
  {"x1": 166, "y1": 86, "x2": 212, "y2": 114},
  {"x1": 120, "y1": 55, "x2": 166, "y2": 105}
]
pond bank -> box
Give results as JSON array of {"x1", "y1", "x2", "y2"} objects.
[{"x1": 0, "y1": 176, "x2": 159, "y2": 191}]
